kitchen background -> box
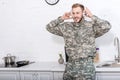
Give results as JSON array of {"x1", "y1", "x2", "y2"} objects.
[{"x1": 0, "y1": 0, "x2": 120, "y2": 63}]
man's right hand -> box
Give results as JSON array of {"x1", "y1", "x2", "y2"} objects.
[{"x1": 61, "y1": 12, "x2": 72, "y2": 20}]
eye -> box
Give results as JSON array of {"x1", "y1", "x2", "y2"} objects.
[
  {"x1": 76, "y1": 12, "x2": 79, "y2": 14},
  {"x1": 72, "y1": 12, "x2": 75, "y2": 15}
]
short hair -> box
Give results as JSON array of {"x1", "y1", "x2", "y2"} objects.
[{"x1": 72, "y1": 3, "x2": 84, "y2": 11}]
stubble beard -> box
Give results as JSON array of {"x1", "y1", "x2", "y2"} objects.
[{"x1": 73, "y1": 16, "x2": 83, "y2": 23}]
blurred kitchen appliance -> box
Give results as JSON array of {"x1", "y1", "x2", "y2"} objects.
[
  {"x1": 3, "y1": 54, "x2": 16, "y2": 67},
  {"x1": 16, "y1": 60, "x2": 29, "y2": 67}
]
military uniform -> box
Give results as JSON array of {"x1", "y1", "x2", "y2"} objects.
[{"x1": 46, "y1": 15, "x2": 111, "y2": 80}]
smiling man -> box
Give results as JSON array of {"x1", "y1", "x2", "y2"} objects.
[{"x1": 46, "y1": 3, "x2": 111, "y2": 80}]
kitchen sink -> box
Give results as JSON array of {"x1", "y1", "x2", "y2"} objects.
[{"x1": 96, "y1": 61, "x2": 120, "y2": 68}]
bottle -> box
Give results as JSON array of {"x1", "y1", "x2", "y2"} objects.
[
  {"x1": 94, "y1": 48, "x2": 100, "y2": 63},
  {"x1": 58, "y1": 53, "x2": 64, "y2": 64}
]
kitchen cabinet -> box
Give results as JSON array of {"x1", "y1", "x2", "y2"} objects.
[
  {"x1": 20, "y1": 71, "x2": 53, "y2": 80},
  {"x1": 53, "y1": 71, "x2": 120, "y2": 80},
  {"x1": 96, "y1": 72, "x2": 120, "y2": 80},
  {"x1": 1, "y1": 62, "x2": 120, "y2": 80},
  {"x1": 0, "y1": 71, "x2": 20, "y2": 80},
  {"x1": 53, "y1": 71, "x2": 63, "y2": 80}
]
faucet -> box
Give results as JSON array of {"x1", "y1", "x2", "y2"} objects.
[{"x1": 114, "y1": 37, "x2": 120, "y2": 63}]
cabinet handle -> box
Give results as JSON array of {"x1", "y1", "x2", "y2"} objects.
[
  {"x1": 32, "y1": 73, "x2": 35, "y2": 76},
  {"x1": 36, "y1": 73, "x2": 39, "y2": 80},
  {"x1": 34, "y1": 73, "x2": 39, "y2": 80},
  {"x1": 32, "y1": 73, "x2": 36, "y2": 80}
]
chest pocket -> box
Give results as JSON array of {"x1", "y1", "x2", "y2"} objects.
[
  {"x1": 63, "y1": 28, "x2": 74, "y2": 38},
  {"x1": 86, "y1": 27, "x2": 94, "y2": 36},
  {"x1": 80, "y1": 24, "x2": 94, "y2": 37},
  {"x1": 76, "y1": 25, "x2": 95, "y2": 44}
]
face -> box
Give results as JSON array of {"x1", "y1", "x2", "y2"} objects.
[{"x1": 71, "y1": 7, "x2": 83, "y2": 23}]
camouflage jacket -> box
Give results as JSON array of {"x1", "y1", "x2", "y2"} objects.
[{"x1": 46, "y1": 15, "x2": 111, "y2": 60}]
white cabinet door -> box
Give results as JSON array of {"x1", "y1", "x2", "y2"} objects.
[
  {"x1": 20, "y1": 72, "x2": 35, "y2": 80},
  {"x1": 38, "y1": 72, "x2": 53, "y2": 80},
  {"x1": 0, "y1": 71, "x2": 20, "y2": 80},
  {"x1": 53, "y1": 72, "x2": 63, "y2": 80},
  {"x1": 20, "y1": 71, "x2": 53, "y2": 80},
  {"x1": 96, "y1": 72, "x2": 120, "y2": 80}
]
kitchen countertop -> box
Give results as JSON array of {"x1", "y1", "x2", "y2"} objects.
[{"x1": 1, "y1": 62, "x2": 120, "y2": 72}]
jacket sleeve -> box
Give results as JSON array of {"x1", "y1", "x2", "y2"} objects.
[
  {"x1": 91, "y1": 15, "x2": 111, "y2": 38},
  {"x1": 46, "y1": 17, "x2": 64, "y2": 37}
]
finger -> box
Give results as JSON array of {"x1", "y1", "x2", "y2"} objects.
[
  {"x1": 85, "y1": 7, "x2": 88, "y2": 11},
  {"x1": 65, "y1": 13, "x2": 71, "y2": 18},
  {"x1": 66, "y1": 12, "x2": 71, "y2": 17}
]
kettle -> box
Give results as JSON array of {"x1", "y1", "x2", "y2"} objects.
[{"x1": 3, "y1": 54, "x2": 16, "y2": 67}]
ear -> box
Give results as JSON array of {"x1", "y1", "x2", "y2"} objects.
[
  {"x1": 83, "y1": 7, "x2": 86, "y2": 14},
  {"x1": 83, "y1": 7, "x2": 88, "y2": 16},
  {"x1": 83, "y1": 10, "x2": 86, "y2": 15}
]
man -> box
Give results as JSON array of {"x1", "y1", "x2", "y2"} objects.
[{"x1": 46, "y1": 3, "x2": 111, "y2": 80}]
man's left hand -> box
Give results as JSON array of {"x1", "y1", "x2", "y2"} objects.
[{"x1": 84, "y1": 7, "x2": 93, "y2": 18}]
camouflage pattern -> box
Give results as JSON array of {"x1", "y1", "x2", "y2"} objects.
[
  {"x1": 46, "y1": 15, "x2": 111, "y2": 80},
  {"x1": 63, "y1": 57, "x2": 95, "y2": 80}
]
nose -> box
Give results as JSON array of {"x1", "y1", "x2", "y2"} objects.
[{"x1": 73, "y1": 13, "x2": 77, "y2": 17}]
